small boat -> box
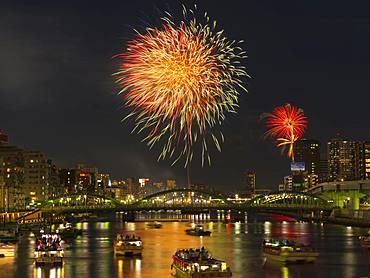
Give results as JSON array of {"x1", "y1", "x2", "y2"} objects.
[
  {"x1": 147, "y1": 221, "x2": 162, "y2": 229},
  {"x1": 57, "y1": 223, "x2": 82, "y2": 240},
  {"x1": 263, "y1": 239, "x2": 318, "y2": 264},
  {"x1": 185, "y1": 225, "x2": 211, "y2": 236},
  {"x1": 0, "y1": 242, "x2": 15, "y2": 257},
  {"x1": 0, "y1": 227, "x2": 19, "y2": 243},
  {"x1": 34, "y1": 233, "x2": 64, "y2": 266},
  {"x1": 358, "y1": 235, "x2": 370, "y2": 248},
  {"x1": 171, "y1": 247, "x2": 232, "y2": 277},
  {"x1": 114, "y1": 234, "x2": 143, "y2": 256}
]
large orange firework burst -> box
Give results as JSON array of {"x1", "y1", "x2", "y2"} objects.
[
  {"x1": 264, "y1": 103, "x2": 308, "y2": 161},
  {"x1": 115, "y1": 6, "x2": 248, "y2": 166}
]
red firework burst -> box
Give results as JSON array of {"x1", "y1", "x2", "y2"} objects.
[{"x1": 264, "y1": 103, "x2": 308, "y2": 160}]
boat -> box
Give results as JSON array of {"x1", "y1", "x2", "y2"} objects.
[
  {"x1": 147, "y1": 221, "x2": 162, "y2": 229},
  {"x1": 57, "y1": 223, "x2": 82, "y2": 240},
  {"x1": 0, "y1": 227, "x2": 19, "y2": 243},
  {"x1": 185, "y1": 225, "x2": 211, "y2": 236},
  {"x1": 171, "y1": 247, "x2": 232, "y2": 277},
  {"x1": 34, "y1": 233, "x2": 64, "y2": 266},
  {"x1": 0, "y1": 242, "x2": 15, "y2": 257},
  {"x1": 114, "y1": 234, "x2": 143, "y2": 256},
  {"x1": 358, "y1": 235, "x2": 370, "y2": 248},
  {"x1": 263, "y1": 239, "x2": 319, "y2": 264}
]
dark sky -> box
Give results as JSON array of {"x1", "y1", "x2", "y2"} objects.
[{"x1": 1, "y1": 0, "x2": 370, "y2": 192}]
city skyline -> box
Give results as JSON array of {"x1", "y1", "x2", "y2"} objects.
[{"x1": 1, "y1": 1, "x2": 370, "y2": 190}]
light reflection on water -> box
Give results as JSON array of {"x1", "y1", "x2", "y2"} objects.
[{"x1": 0, "y1": 219, "x2": 368, "y2": 277}]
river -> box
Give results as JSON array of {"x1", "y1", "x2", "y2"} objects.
[{"x1": 0, "y1": 217, "x2": 369, "y2": 278}]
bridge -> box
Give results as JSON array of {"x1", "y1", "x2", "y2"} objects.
[
  {"x1": 306, "y1": 180, "x2": 370, "y2": 209},
  {"x1": 17, "y1": 189, "x2": 335, "y2": 224}
]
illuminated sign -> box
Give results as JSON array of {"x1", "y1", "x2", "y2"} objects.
[{"x1": 291, "y1": 162, "x2": 305, "y2": 171}]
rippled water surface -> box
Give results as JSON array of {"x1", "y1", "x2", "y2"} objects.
[{"x1": 0, "y1": 220, "x2": 369, "y2": 278}]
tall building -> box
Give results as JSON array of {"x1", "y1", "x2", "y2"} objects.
[
  {"x1": 0, "y1": 145, "x2": 25, "y2": 211},
  {"x1": 319, "y1": 155, "x2": 329, "y2": 183},
  {"x1": 126, "y1": 177, "x2": 139, "y2": 196},
  {"x1": 278, "y1": 175, "x2": 293, "y2": 192},
  {"x1": 166, "y1": 179, "x2": 176, "y2": 190},
  {"x1": 245, "y1": 171, "x2": 256, "y2": 196},
  {"x1": 363, "y1": 141, "x2": 370, "y2": 180},
  {"x1": 23, "y1": 151, "x2": 51, "y2": 203},
  {"x1": 0, "y1": 156, "x2": 25, "y2": 211},
  {"x1": 59, "y1": 169, "x2": 78, "y2": 194},
  {"x1": 76, "y1": 164, "x2": 98, "y2": 193},
  {"x1": 294, "y1": 139, "x2": 320, "y2": 176},
  {"x1": 97, "y1": 173, "x2": 111, "y2": 193},
  {"x1": 327, "y1": 137, "x2": 362, "y2": 181}
]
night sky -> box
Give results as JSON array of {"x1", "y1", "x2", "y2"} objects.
[{"x1": 1, "y1": 1, "x2": 370, "y2": 191}]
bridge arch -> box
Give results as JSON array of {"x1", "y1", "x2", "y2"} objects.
[
  {"x1": 249, "y1": 192, "x2": 333, "y2": 208},
  {"x1": 38, "y1": 193, "x2": 122, "y2": 209},
  {"x1": 131, "y1": 188, "x2": 231, "y2": 210}
]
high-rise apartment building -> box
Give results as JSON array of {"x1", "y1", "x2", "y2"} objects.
[
  {"x1": 0, "y1": 156, "x2": 25, "y2": 211},
  {"x1": 245, "y1": 171, "x2": 256, "y2": 196},
  {"x1": 327, "y1": 137, "x2": 362, "y2": 181},
  {"x1": 0, "y1": 144, "x2": 25, "y2": 211},
  {"x1": 362, "y1": 141, "x2": 370, "y2": 180},
  {"x1": 294, "y1": 139, "x2": 320, "y2": 177},
  {"x1": 23, "y1": 151, "x2": 60, "y2": 203}
]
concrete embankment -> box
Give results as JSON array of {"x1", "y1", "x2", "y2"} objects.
[{"x1": 327, "y1": 208, "x2": 370, "y2": 228}]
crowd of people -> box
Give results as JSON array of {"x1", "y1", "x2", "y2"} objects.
[
  {"x1": 116, "y1": 234, "x2": 141, "y2": 241},
  {"x1": 35, "y1": 234, "x2": 63, "y2": 252},
  {"x1": 175, "y1": 247, "x2": 212, "y2": 261}
]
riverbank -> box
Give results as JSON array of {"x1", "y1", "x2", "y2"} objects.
[{"x1": 327, "y1": 208, "x2": 370, "y2": 228}]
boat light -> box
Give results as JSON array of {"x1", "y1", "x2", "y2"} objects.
[{"x1": 221, "y1": 262, "x2": 227, "y2": 271}]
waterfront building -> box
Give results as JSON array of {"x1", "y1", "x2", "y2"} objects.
[
  {"x1": 319, "y1": 155, "x2": 329, "y2": 183},
  {"x1": 0, "y1": 156, "x2": 25, "y2": 211},
  {"x1": 76, "y1": 164, "x2": 98, "y2": 192},
  {"x1": 23, "y1": 151, "x2": 48, "y2": 202},
  {"x1": 293, "y1": 139, "x2": 320, "y2": 188},
  {"x1": 294, "y1": 139, "x2": 321, "y2": 176},
  {"x1": 282, "y1": 175, "x2": 293, "y2": 192},
  {"x1": 244, "y1": 171, "x2": 256, "y2": 196},
  {"x1": 0, "y1": 144, "x2": 26, "y2": 210},
  {"x1": 166, "y1": 179, "x2": 176, "y2": 190},
  {"x1": 327, "y1": 137, "x2": 362, "y2": 181},
  {"x1": 362, "y1": 141, "x2": 370, "y2": 180},
  {"x1": 59, "y1": 168, "x2": 78, "y2": 193},
  {"x1": 97, "y1": 173, "x2": 111, "y2": 193},
  {"x1": 153, "y1": 182, "x2": 164, "y2": 191}
]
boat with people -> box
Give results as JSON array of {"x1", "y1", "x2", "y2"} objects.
[
  {"x1": 171, "y1": 247, "x2": 232, "y2": 277},
  {"x1": 114, "y1": 234, "x2": 143, "y2": 256},
  {"x1": 263, "y1": 239, "x2": 319, "y2": 264},
  {"x1": 34, "y1": 233, "x2": 64, "y2": 266},
  {"x1": 185, "y1": 225, "x2": 211, "y2": 236},
  {"x1": 147, "y1": 221, "x2": 162, "y2": 229},
  {"x1": 57, "y1": 223, "x2": 82, "y2": 240},
  {"x1": 358, "y1": 234, "x2": 370, "y2": 248}
]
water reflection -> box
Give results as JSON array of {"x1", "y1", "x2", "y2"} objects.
[
  {"x1": 33, "y1": 266, "x2": 64, "y2": 278},
  {"x1": 1, "y1": 217, "x2": 369, "y2": 278}
]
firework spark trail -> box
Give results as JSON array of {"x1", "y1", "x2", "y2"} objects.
[
  {"x1": 115, "y1": 6, "x2": 248, "y2": 167},
  {"x1": 264, "y1": 103, "x2": 308, "y2": 161}
]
